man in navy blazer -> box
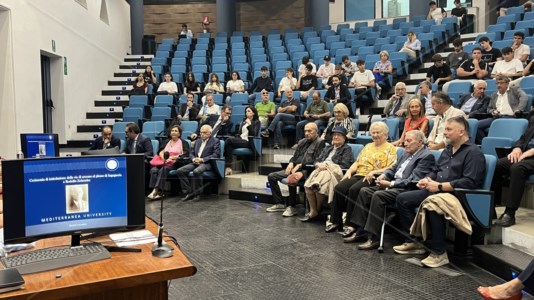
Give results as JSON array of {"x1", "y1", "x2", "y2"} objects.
[
  {"x1": 124, "y1": 123, "x2": 153, "y2": 158},
  {"x1": 178, "y1": 124, "x2": 221, "y2": 201},
  {"x1": 455, "y1": 80, "x2": 490, "y2": 119},
  {"x1": 89, "y1": 126, "x2": 121, "y2": 150},
  {"x1": 190, "y1": 105, "x2": 233, "y2": 141},
  {"x1": 344, "y1": 130, "x2": 436, "y2": 250}
]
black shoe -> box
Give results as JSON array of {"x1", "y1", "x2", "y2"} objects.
[
  {"x1": 341, "y1": 227, "x2": 357, "y2": 238},
  {"x1": 494, "y1": 213, "x2": 516, "y2": 227},
  {"x1": 325, "y1": 224, "x2": 339, "y2": 233},
  {"x1": 343, "y1": 232, "x2": 367, "y2": 243},
  {"x1": 181, "y1": 193, "x2": 195, "y2": 201}
]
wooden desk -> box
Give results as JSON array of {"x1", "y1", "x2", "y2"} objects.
[{"x1": 0, "y1": 218, "x2": 196, "y2": 300}]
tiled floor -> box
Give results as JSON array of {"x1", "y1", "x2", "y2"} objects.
[{"x1": 146, "y1": 195, "x2": 533, "y2": 300}]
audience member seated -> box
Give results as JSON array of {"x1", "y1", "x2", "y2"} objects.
[
  {"x1": 324, "y1": 74, "x2": 353, "y2": 117},
  {"x1": 346, "y1": 130, "x2": 435, "y2": 249},
  {"x1": 476, "y1": 75, "x2": 528, "y2": 143},
  {"x1": 479, "y1": 36, "x2": 502, "y2": 71},
  {"x1": 124, "y1": 122, "x2": 154, "y2": 158},
  {"x1": 297, "y1": 64, "x2": 317, "y2": 101},
  {"x1": 157, "y1": 72, "x2": 179, "y2": 95},
  {"x1": 177, "y1": 93, "x2": 200, "y2": 122},
  {"x1": 316, "y1": 55, "x2": 336, "y2": 86},
  {"x1": 201, "y1": 73, "x2": 225, "y2": 105},
  {"x1": 349, "y1": 60, "x2": 376, "y2": 114},
  {"x1": 147, "y1": 125, "x2": 190, "y2": 200},
  {"x1": 427, "y1": 92, "x2": 466, "y2": 150},
  {"x1": 477, "y1": 257, "x2": 534, "y2": 300},
  {"x1": 416, "y1": 81, "x2": 436, "y2": 117},
  {"x1": 427, "y1": 0, "x2": 446, "y2": 24},
  {"x1": 298, "y1": 56, "x2": 317, "y2": 76},
  {"x1": 426, "y1": 54, "x2": 453, "y2": 89},
  {"x1": 491, "y1": 47, "x2": 524, "y2": 79},
  {"x1": 341, "y1": 55, "x2": 357, "y2": 79},
  {"x1": 266, "y1": 123, "x2": 325, "y2": 217},
  {"x1": 177, "y1": 125, "x2": 221, "y2": 201},
  {"x1": 399, "y1": 31, "x2": 421, "y2": 59},
  {"x1": 180, "y1": 23, "x2": 193, "y2": 39},
  {"x1": 321, "y1": 103, "x2": 355, "y2": 144},
  {"x1": 512, "y1": 31, "x2": 530, "y2": 64},
  {"x1": 277, "y1": 68, "x2": 297, "y2": 99},
  {"x1": 255, "y1": 90, "x2": 276, "y2": 127},
  {"x1": 393, "y1": 99, "x2": 429, "y2": 146},
  {"x1": 293, "y1": 91, "x2": 330, "y2": 149},
  {"x1": 492, "y1": 113, "x2": 534, "y2": 227},
  {"x1": 183, "y1": 72, "x2": 201, "y2": 95},
  {"x1": 131, "y1": 73, "x2": 148, "y2": 95},
  {"x1": 373, "y1": 50, "x2": 393, "y2": 98},
  {"x1": 223, "y1": 106, "x2": 261, "y2": 176},
  {"x1": 456, "y1": 80, "x2": 490, "y2": 119},
  {"x1": 89, "y1": 126, "x2": 120, "y2": 150},
  {"x1": 197, "y1": 94, "x2": 221, "y2": 122},
  {"x1": 397, "y1": 116, "x2": 485, "y2": 268},
  {"x1": 225, "y1": 71, "x2": 245, "y2": 104},
  {"x1": 451, "y1": 0, "x2": 468, "y2": 33},
  {"x1": 302, "y1": 127, "x2": 355, "y2": 222},
  {"x1": 447, "y1": 39, "x2": 469, "y2": 76},
  {"x1": 496, "y1": 0, "x2": 521, "y2": 16},
  {"x1": 324, "y1": 64, "x2": 348, "y2": 89},
  {"x1": 327, "y1": 122, "x2": 397, "y2": 234},
  {"x1": 443, "y1": 47, "x2": 489, "y2": 93},
  {"x1": 261, "y1": 89, "x2": 301, "y2": 149},
  {"x1": 511, "y1": 58, "x2": 534, "y2": 87},
  {"x1": 384, "y1": 82, "x2": 410, "y2": 120},
  {"x1": 192, "y1": 104, "x2": 232, "y2": 140},
  {"x1": 144, "y1": 65, "x2": 157, "y2": 86},
  {"x1": 249, "y1": 66, "x2": 274, "y2": 102}
]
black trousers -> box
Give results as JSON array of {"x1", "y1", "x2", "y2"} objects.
[
  {"x1": 350, "y1": 186, "x2": 404, "y2": 237},
  {"x1": 492, "y1": 156, "x2": 534, "y2": 211},
  {"x1": 224, "y1": 137, "x2": 250, "y2": 166},
  {"x1": 519, "y1": 258, "x2": 534, "y2": 295},
  {"x1": 268, "y1": 170, "x2": 298, "y2": 207},
  {"x1": 396, "y1": 189, "x2": 430, "y2": 242},
  {"x1": 330, "y1": 175, "x2": 370, "y2": 226},
  {"x1": 149, "y1": 165, "x2": 174, "y2": 190}
]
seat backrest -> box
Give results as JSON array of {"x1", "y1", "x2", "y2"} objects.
[
  {"x1": 482, "y1": 154, "x2": 497, "y2": 190},
  {"x1": 487, "y1": 118, "x2": 528, "y2": 139},
  {"x1": 154, "y1": 95, "x2": 173, "y2": 106},
  {"x1": 348, "y1": 143, "x2": 364, "y2": 160},
  {"x1": 151, "y1": 107, "x2": 171, "y2": 117}
]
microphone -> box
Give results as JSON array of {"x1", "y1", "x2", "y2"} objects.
[
  {"x1": 163, "y1": 151, "x2": 170, "y2": 160},
  {"x1": 151, "y1": 154, "x2": 174, "y2": 258}
]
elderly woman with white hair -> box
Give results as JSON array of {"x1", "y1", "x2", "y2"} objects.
[{"x1": 326, "y1": 121, "x2": 397, "y2": 234}]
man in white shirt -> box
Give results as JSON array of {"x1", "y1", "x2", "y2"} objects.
[
  {"x1": 417, "y1": 81, "x2": 436, "y2": 117},
  {"x1": 476, "y1": 75, "x2": 528, "y2": 143},
  {"x1": 492, "y1": 47, "x2": 524, "y2": 79},
  {"x1": 316, "y1": 55, "x2": 336, "y2": 86},
  {"x1": 427, "y1": 1, "x2": 446, "y2": 24},
  {"x1": 512, "y1": 31, "x2": 530, "y2": 64},
  {"x1": 277, "y1": 67, "x2": 297, "y2": 98},
  {"x1": 349, "y1": 60, "x2": 376, "y2": 112},
  {"x1": 180, "y1": 23, "x2": 193, "y2": 39},
  {"x1": 197, "y1": 94, "x2": 221, "y2": 122}
]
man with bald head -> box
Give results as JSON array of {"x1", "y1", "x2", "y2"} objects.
[
  {"x1": 177, "y1": 124, "x2": 221, "y2": 201},
  {"x1": 456, "y1": 80, "x2": 491, "y2": 119},
  {"x1": 89, "y1": 126, "x2": 120, "y2": 150}
]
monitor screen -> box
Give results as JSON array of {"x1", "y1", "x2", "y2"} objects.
[
  {"x1": 2, "y1": 154, "x2": 146, "y2": 245},
  {"x1": 20, "y1": 133, "x2": 60, "y2": 158}
]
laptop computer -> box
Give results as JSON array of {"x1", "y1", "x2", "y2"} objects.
[{"x1": 81, "y1": 147, "x2": 120, "y2": 156}]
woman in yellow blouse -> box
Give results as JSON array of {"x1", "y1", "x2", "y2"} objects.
[{"x1": 326, "y1": 122, "x2": 397, "y2": 237}]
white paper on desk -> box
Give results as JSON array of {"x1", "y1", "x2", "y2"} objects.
[{"x1": 109, "y1": 230, "x2": 157, "y2": 247}]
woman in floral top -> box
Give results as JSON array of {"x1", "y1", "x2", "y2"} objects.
[{"x1": 326, "y1": 121, "x2": 397, "y2": 237}]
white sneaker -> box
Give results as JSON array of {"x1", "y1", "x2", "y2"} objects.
[
  {"x1": 421, "y1": 252, "x2": 449, "y2": 268},
  {"x1": 282, "y1": 206, "x2": 298, "y2": 217},
  {"x1": 266, "y1": 204, "x2": 286, "y2": 212},
  {"x1": 393, "y1": 242, "x2": 426, "y2": 255}
]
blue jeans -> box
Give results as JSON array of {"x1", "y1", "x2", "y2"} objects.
[
  {"x1": 267, "y1": 113, "x2": 296, "y2": 145},
  {"x1": 296, "y1": 119, "x2": 326, "y2": 141}
]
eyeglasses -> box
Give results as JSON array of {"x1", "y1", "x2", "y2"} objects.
[
  {"x1": 262, "y1": 92, "x2": 269, "y2": 95},
  {"x1": 200, "y1": 131, "x2": 209, "y2": 134}
]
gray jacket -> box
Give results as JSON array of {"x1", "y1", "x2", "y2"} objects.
[{"x1": 488, "y1": 86, "x2": 528, "y2": 115}]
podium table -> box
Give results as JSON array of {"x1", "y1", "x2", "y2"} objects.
[{"x1": 0, "y1": 218, "x2": 196, "y2": 300}]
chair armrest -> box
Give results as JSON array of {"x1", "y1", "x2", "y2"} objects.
[
  {"x1": 454, "y1": 188, "x2": 494, "y2": 229},
  {"x1": 212, "y1": 158, "x2": 226, "y2": 179}
]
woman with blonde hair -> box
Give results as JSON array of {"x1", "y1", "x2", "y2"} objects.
[
  {"x1": 373, "y1": 50, "x2": 393, "y2": 97},
  {"x1": 393, "y1": 98, "x2": 429, "y2": 146},
  {"x1": 399, "y1": 32, "x2": 421, "y2": 58},
  {"x1": 321, "y1": 103, "x2": 354, "y2": 144}
]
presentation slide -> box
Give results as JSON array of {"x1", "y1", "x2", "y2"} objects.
[
  {"x1": 23, "y1": 157, "x2": 128, "y2": 236},
  {"x1": 24, "y1": 134, "x2": 56, "y2": 158}
]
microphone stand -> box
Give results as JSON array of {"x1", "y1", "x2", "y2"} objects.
[{"x1": 152, "y1": 152, "x2": 174, "y2": 258}]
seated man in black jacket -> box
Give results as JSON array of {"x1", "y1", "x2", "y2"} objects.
[
  {"x1": 89, "y1": 126, "x2": 120, "y2": 150},
  {"x1": 248, "y1": 66, "x2": 274, "y2": 103},
  {"x1": 456, "y1": 80, "x2": 490, "y2": 119},
  {"x1": 190, "y1": 105, "x2": 233, "y2": 141},
  {"x1": 324, "y1": 75, "x2": 354, "y2": 117}
]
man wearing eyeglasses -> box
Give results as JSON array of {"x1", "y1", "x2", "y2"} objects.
[
  {"x1": 191, "y1": 105, "x2": 233, "y2": 141},
  {"x1": 124, "y1": 123, "x2": 153, "y2": 158},
  {"x1": 383, "y1": 82, "x2": 410, "y2": 119},
  {"x1": 178, "y1": 124, "x2": 221, "y2": 201},
  {"x1": 261, "y1": 88, "x2": 301, "y2": 149},
  {"x1": 456, "y1": 80, "x2": 490, "y2": 119},
  {"x1": 255, "y1": 90, "x2": 276, "y2": 127}
]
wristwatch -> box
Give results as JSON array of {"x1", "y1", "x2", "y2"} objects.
[{"x1": 438, "y1": 183, "x2": 443, "y2": 192}]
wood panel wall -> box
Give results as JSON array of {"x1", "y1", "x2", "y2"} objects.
[{"x1": 144, "y1": 0, "x2": 306, "y2": 43}]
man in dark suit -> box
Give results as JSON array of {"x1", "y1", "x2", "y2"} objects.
[
  {"x1": 492, "y1": 113, "x2": 534, "y2": 227},
  {"x1": 177, "y1": 93, "x2": 199, "y2": 122},
  {"x1": 344, "y1": 130, "x2": 436, "y2": 250},
  {"x1": 476, "y1": 75, "x2": 528, "y2": 143},
  {"x1": 190, "y1": 105, "x2": 233, "y2": 140},
  {"x1": 324, "y1": 75, "x2": 353, "y2": 117},
  {"x1": 456, "y1": 80, "x2": 491, "y2": 119},
  {"x1": 124, "y1": 123, "x2": 153, "y2": 158},
  {"x1": 178, "y1": 124, "x2": 221, "y2": 201},
  {"x1": 89, "y1": 126, "x2": 120, "y2": 150}
]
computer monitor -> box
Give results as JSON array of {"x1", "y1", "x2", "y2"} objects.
[
  {"x1": 81, "y1": 147, "x2": 120, "y2": 156},
  {"x1": 20, "y1": 133, "x2": 60, "y2": 158},
  {"x1": 2, "y1": 154, "x2": 146, "y2": 246}
]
